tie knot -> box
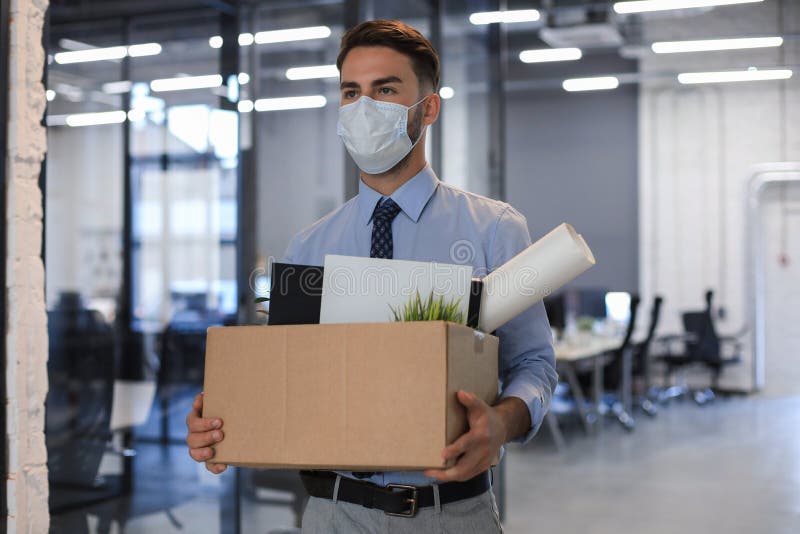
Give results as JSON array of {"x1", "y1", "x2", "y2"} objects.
[{"x1": 372, "y1": 197, "x2": 402, "y2": 223}]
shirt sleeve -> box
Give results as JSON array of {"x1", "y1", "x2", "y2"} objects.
[
  {"x1": 488, "y1": 206, "x2": 558, "y2": 444},
  {"x1": 280, "y1": 235, "x2": 299, "y2": 264}
]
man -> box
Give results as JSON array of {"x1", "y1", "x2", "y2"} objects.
[{"x1": 187, "y1": 19, "x2": 557, "y2": 533}]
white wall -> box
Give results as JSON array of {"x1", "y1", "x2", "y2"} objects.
[{"x1": 638, "y1": 0, "x2": 800, "y2": 392}]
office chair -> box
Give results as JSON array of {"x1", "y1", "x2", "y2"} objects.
[
  {"x1": 631, "y1": 295, "x2": 663, "y2": 416},
  {"x1": 157, "y1": 320, "x2": 209, "y2": 444},
  {"x1": 576, "y1": 294, "x2": 641, "y2": 431},
  {"x1": 656, "y1": 291, "x2": 742, "y2": 405},
  {"x1": 46, "y1": 292, "x2": 117, "y2": 511}
]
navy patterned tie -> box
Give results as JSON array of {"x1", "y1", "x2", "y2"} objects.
[
  {"x1": 369, "y1": 197, "x2": 402, "y2": 259},
  {"x1": 351, "y1": 197, "x2": 402, "y2": 481}
]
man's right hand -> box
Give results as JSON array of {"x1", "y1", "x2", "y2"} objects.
[{"x1": 186, "y1": 392, "x2": 227, "y2": 474}]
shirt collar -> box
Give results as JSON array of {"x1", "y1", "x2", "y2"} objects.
[{"x1": 357, "y1": 164, "x2": 440, "y2": 226}]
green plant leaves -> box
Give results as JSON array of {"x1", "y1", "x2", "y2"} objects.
[{"x1": 389, "y1": 290, "x2": 464, "y2": 324}]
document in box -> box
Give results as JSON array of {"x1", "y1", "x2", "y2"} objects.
[{"x1": 319, "y1": 255, "x2": 473, "y2": 324}]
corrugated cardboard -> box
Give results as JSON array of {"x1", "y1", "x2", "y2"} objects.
[{"x1": 202, "y1": 321, "x2": 498, "y2": 471}]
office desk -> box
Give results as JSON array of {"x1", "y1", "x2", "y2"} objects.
[{"x1": 555, "y1": 336, "x2": 621, "y2": 434}]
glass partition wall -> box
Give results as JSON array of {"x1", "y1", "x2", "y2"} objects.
[
  {"x1": 45, "y1": 7, "x2": 241, "y2": 532},
  {"x1": 45, "y1": 18, "x2": 130, "y2": 523}
]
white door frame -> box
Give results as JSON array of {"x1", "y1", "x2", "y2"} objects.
[{"x1": 746, "y1": 162, "x2": 800, "y2": 391}]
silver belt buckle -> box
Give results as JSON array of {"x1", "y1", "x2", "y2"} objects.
[{"x1": 384, "y1": 484, "x2": 419, "y2": 518}]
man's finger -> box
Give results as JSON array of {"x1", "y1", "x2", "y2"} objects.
[
  {"x1": 189, "y1": 447, "x2": 216, "y2": 462},
  {"x1": 192, "y1": 392, "x2": 203, "y2": 412},
  {"x1": 206, "y1": 462, "x2": 228, "y2": 474},
  {"x1": 186, "y1": 429, "x2": 224, "y2": 449},
  {"x1": 425, "y1": 447, "x2": 483, "y2": 482},
  {"x1": 442, "y1": 431, "x2": 473, "y2": 461},
  {"x1": 457, "y1": 390, "x2": 487, "y2": 412},
  {"x1": 187, "y1": 416, "x2": 222, "y2": 433}
]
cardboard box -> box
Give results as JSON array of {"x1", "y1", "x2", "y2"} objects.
[{"x1": 202, "y1": 321, "x2": 498, "y2": 471}]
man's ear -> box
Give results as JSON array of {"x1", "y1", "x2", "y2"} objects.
[{"x1": 423, "y1": 93, "x2": 441, "y2": 126}]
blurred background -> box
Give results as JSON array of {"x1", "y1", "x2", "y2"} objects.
[{"x1": 33, "y1": 0, "x2": 800, "y2": 532}]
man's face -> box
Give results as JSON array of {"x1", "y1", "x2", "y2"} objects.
[{"x1": 339, "y1": 46, "x2": 427, "y2": 143}]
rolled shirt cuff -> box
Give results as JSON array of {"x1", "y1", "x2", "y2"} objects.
[{"x1": 498, "y1": 386, "x2": 546, "y2": 445}]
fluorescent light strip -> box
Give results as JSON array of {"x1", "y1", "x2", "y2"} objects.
[
  {"x1": 127, "y1": 109, "x2": 146, "y2": 122},
  {"x1": 255, "y1": 26, "x2": 331, "y2": 44},
  {"x1": 678, "y1": 68, "x2": 792, "y2": 84},
  {"x1": 520, "y1": 48, "x2": 582, "y2": 63},
  {"x1": 253, "y1": 95, "x2": 327, "y2": 112},
  {"x1": 54, "y1": 43, "x2": 161, "y2": 64},
  {"x1": 469, "y1": 9, "x2": 540, "y2": 25},
  {"x1": 46, "y1": 90, "x2": 56, "y2": 101},
  {"x1": 652, "y1": 36, "x2": 782, "y2": 54},
  {"x1": 563, "y1": 76, "x2": 619, "y2": 92},
  {"x1": 439, "y1": 86, "x2": 455, "y2": 99},
  {"x1": 238, "y1": 100, "x2": 254, "y2": 113},
  {"x1": 47, "y1": 114, "x2": 68, "y2": 126},
  {"x1": 614, "y1": 0, "x2": 762, "y2": 14},
  {"x1": 150, "y1": 74, "x2": 223, "y2": 92},
  {"x1": 128, "y1": 43, "x2": 162, "y2": 57},
  {"x1": 102, "y1": 80, "x2": 133, "y2": 94},
  {"x1": 285, "y1": 64, "x2": 339, "y2": 80},
  {"x1": 65, "y1": 110, "x2": 127, "y2": 127},
  {"x1": 54, "y1": 46, "x2": 127, "y2": 64},
  {"x1": 208, "y1": 26, "x2": 332, "y2": 49}
]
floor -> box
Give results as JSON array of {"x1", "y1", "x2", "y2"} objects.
[
  {"x1": 503, "y1": 395, "x2": 800, "y2": 534},
  {"x1": 50, "y1": 394, "x2": 800, "y2": 533}
]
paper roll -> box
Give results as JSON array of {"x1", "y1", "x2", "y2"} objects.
[{"x1": 478, "y1": 223, "x2": 595, "y2": 333}]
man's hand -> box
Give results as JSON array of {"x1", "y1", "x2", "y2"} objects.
[
  {"x1": 186, "y1": 392, "x2": 227, "y2": 474},
  {"x1": 423, "y1": 390, "x2": 512, "y2": 483}
]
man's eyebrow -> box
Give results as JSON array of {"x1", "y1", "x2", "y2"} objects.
[
  {"x1": 339, "y1": 76, "x2": 404, "y2": 90},
  {"x1": 371, "y1": 76, "x2": 403, "y2": 86}
]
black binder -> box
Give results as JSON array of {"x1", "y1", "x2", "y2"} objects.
[{"x1": 267, "y1": 263, "x2": 324, "y2": 325}]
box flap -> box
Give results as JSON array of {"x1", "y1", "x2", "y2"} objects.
[{"x1": 445, "y1": 323, "x2": 499, "y2": 450}]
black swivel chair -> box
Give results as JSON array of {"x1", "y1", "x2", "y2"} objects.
[
  {"x1": 656, "y1": 290, "x2": 742, "y2": 405},
  {"x1": 576, "y1": 294, "x2": 641, "y2": 431},
  {"x1": 630, "y1": 296, "x2": 663, "y2": 416}
]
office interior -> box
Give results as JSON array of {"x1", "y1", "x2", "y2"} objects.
[{"x1": 1, "y1": 0, "x2": 799, "y2": 532}]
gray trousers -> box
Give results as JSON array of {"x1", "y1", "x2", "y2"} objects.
[{"x1": 300, "y1": 476, "x2": 503, "y2": 534}]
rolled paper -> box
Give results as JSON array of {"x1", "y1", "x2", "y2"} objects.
[{"x1": 478, "y1": 223, "x2": 596, "y2": 333}]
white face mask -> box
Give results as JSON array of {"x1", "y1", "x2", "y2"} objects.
[{"x1": 337, "y1": 95, "x2": 427, "y2": 175}]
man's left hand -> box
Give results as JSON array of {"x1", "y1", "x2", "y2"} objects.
[{"x1": 423, "y1": 390, "x2": 508, "y2": 483}]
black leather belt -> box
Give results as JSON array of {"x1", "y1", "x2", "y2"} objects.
[{"x1": 299, "y1": 470, "x2": 491, "y2": 518}]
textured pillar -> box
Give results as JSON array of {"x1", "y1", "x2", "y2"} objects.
[{"x1": 5, "y1": 0, "x2": 49, "y2": 532}]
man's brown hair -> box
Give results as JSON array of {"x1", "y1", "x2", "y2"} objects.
[{"x1": 336, "y1": 19, "x2": 440, "y2": 93}]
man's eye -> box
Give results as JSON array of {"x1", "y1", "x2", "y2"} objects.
[
  {"x1": 343, "y1": 90, "x2": 357, "y2": 99},
  {"x1": 379, "y1": 87, "x2": 395, "y2": 95}
]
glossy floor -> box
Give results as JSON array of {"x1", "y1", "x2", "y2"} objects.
[{"x1": 51, "y1": 394, "x2": 800, "y2": 533}]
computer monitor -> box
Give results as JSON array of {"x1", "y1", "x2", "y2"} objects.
[
  {"x1": 577, "y1": 288, "x2": 608, "y2": 319},
  {"x1": 605, "y1": 291, "x2": 632, "y2": 323}
]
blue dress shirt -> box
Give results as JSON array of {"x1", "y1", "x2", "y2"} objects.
[{"x1": 282, "y1": 164, "x2": 558, "y2": 487}]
